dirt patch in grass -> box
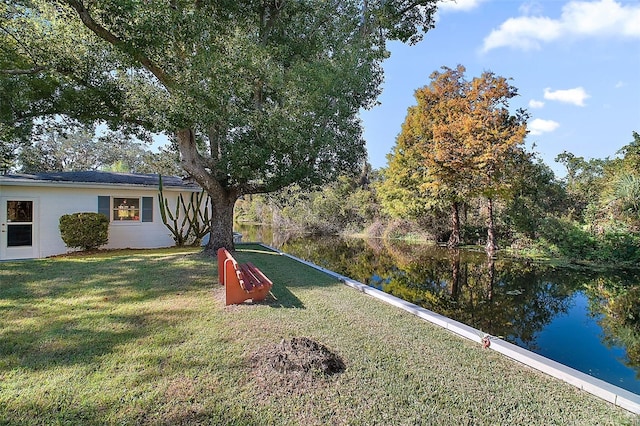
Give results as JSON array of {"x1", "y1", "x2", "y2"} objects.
[{"x1": 249, "y1": 337, "x2": 345, "y2": 396}]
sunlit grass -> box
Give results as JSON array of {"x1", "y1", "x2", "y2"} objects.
[{"x1": 0, "y1": 245, "x2": 636, "y2": 425}]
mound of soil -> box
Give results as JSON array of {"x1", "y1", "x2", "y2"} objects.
[{"x1": 252, "y1": 337, "x2": 346, "y2": 376}]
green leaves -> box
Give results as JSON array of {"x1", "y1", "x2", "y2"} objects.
[
  {"x1": 2, "y1": 0, "x2": 438, "y2": 183},
  {"x1": 2, "y1": 0, "x2": 440, "y2": 248},
  {"x1": 59, "y1": 212, "x2": 109, "y2": 250}
]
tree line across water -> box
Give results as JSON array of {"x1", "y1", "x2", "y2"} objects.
[{"x1": 237, "y1": 130, "x2": 640, "y2": 268}]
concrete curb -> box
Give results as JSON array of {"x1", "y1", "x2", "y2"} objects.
[{"x1": 260, "y1": 243, "x2": 640, "y2": 414}]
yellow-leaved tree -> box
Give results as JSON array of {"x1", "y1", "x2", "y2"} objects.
[{"x1": 379, "y1": 65, "x2": 529, "y2": 253}]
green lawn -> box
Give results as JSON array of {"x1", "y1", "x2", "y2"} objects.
[{"x1": 0, "y1": 245, "x2": 636, "y2": 425}]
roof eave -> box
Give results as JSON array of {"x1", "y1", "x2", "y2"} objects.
[{"x1": 0, "y1": 177, "x2": 201, "y2": 192}]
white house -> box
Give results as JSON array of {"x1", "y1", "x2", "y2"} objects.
[{"x1": 0, "y1": 171, "x2": 203, "y2": 260}]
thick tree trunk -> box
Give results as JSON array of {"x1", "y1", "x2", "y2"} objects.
[
  {"x1": 204, "y1": 190, "x2": 236, "y2": 254},
  {"x1": 486, "y1": 197, "x2": 497, "y2": 256},
  {"x1": 176, "y1": 128, "x2": 238, "y2": 254},
  {"x1": 447, "y1": 201, "x2": 461, "y2": 248}
]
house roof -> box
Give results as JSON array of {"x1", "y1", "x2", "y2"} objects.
[{"x1": 0, "y1": 171, "x2": 201, "y2": 190}]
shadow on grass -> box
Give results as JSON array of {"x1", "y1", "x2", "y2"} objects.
[
  {"x1": 234, "y1": 244, "x2": 340, "y2": 309},
  {"x1": 0, "y1": 252, "x2": 212, "y2": 302},
  {"x1": 0, "y1": 251, "x2": 213, "y2": 373},
  {"x1": 0, "y1": 303, "x2": 201, "y2": 374},
  {"x1": 265, "y1": 283, "x2": 305, "y2": 308}
]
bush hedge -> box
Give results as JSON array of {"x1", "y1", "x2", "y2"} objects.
[{"x1": 59, "y1": 212, "x2": 109, "y2": 250}]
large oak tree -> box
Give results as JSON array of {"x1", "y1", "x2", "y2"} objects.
[{"x1": 1, "y1": 0, "x2": 438, "y2": 251}]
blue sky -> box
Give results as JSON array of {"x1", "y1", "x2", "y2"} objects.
[{"x1": 361, "y1": 0, "x2": 640, "y2": 176}]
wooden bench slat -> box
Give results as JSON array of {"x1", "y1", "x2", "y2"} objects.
[
  {"x1": 239, "y1": 264, "x2": 257, "y2": 292},
  {"x1": 245, "y1": 262, "x2": 272, "y2": 286}
]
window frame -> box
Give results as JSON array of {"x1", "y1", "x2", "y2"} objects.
[
  {"x1": 113, "y1": 197, "x2": 141, "y2": 222},
  {"x1": 98, "y1": 196, "x2": 153, "y2": 224}
]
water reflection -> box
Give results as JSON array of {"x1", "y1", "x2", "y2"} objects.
[
  {"x1": 280, "y1": 236, "x2": 576, "y2": 344},
  {"x1": 236, "y1": 225, "x2": 640, "y2": 394}
]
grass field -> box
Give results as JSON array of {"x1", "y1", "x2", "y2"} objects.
[{"x1": 0, "y1": 245, "x2": 637, "y2": 425}]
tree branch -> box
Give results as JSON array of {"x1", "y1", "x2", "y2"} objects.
[
  {"x1": 61, "y1": 0, "x2": 173, "y2": 89},
  {"x1": 260, "y1": 0, "x2": 285, "y2": 45},
  {"x1": 177, "y1": 128, "x2": 228, "y2": 197},
  {"x1": 240, "y1": 182, "x2": 269, "y2": 195},
  {"x1": 12, "y1": 106, "x2": 149, "y2": 128},
  {"x1": 0, "y1": 66, "x2": 47, "y2": 75},
  {"x1": 397, "y1": 0, "x2": 424, "y2": 17}
]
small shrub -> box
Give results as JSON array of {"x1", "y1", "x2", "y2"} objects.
[
  {"x1": 537, "y1": 216, "x2": 596, "y2": 260},
  {"x1": 59, "y1": 212, "x2": 109, "y2": 250},
  {"x1": 594, "y1": 232, "x2": 640, "y2": 264}
]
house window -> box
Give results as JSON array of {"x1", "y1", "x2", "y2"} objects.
[
  {"x1": 7, "y1": 200, "x2": 33, "y2": 222},
  {"x1": 98, "y1": 196, "x2": 153, "y2": 223},
  {"x1": 6, "y1": 201, "x2": 33, "y2": 247},
  {"x1": 113, "y1": 198, "x2": 140, "y2": 221}
]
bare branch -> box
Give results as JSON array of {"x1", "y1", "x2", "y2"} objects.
[
  {"x1": 0, "y1": 23, "x2": 43, "y2": 69},
  {"x1": 12, "y1": 106, "x2": 148, "y2": 128},
  {"x1": 239, "y1": 182, "x2": 269, "y2": 195}
]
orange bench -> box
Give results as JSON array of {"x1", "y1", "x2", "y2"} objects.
[{"x1": 217, "y1": 248, "x2": 273, "y2": 305}]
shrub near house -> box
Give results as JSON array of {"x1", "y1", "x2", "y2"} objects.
[{"x1": 59, "y1": 212, "x2": 109, "y2": 250}]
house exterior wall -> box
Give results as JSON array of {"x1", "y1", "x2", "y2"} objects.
[{"x1": 0, "y1": 183, "x2": 197, "y2": 259}]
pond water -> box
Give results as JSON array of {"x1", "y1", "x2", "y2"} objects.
[{"x1": 236, "y1": 225, "x2": 640, "y2": 395}]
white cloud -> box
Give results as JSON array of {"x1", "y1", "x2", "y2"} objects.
[
  {"x1": 438, "y1": 0, "x2": 487, "y2": 12},
  {"x1": 482, "y1": 17, "x2": 562, "y2": 51},
  {"x1": 615, "y1": 81, "x2": 626, "y2": 88},
  {"x1": 529, "y1": 99, "x2": 545, "y2": 108},
  {"x1": 481, "y1": 0, "x2": 640, "y2": 52},
  {"x1": 529, "y1": 118, "x2": 560, "y2": 135},
  {"x1": 543, "y1": 87, "x2": 590, "y2": 106},
  {"x1": 519, "y1": 1, "x2": 544, "y2": 16},
  {"x1": 562, "y1": 0, "x2": 640, "y2": 37}
]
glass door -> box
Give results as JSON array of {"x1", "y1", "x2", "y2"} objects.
[{"x1": 1, "y1": 198, "x2": 37, "y2": 260}]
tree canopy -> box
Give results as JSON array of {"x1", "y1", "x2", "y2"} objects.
[
  {"x1": 378, "y1": 65, "x2": 529, "y2": 252},
  {"x1": 14, "y1": 125, "x2": 181, "y2": 175},
  {"x1": 1, "y1": 0, "x2": 438, "y2": 250}
]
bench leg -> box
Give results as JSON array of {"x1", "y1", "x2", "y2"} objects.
[
  {"x1": 224, "y1": 259, "x2": 250, "y2": 305},
  {"x1": 225, "y1": 281, "x2": 253, "y2": 305}
]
